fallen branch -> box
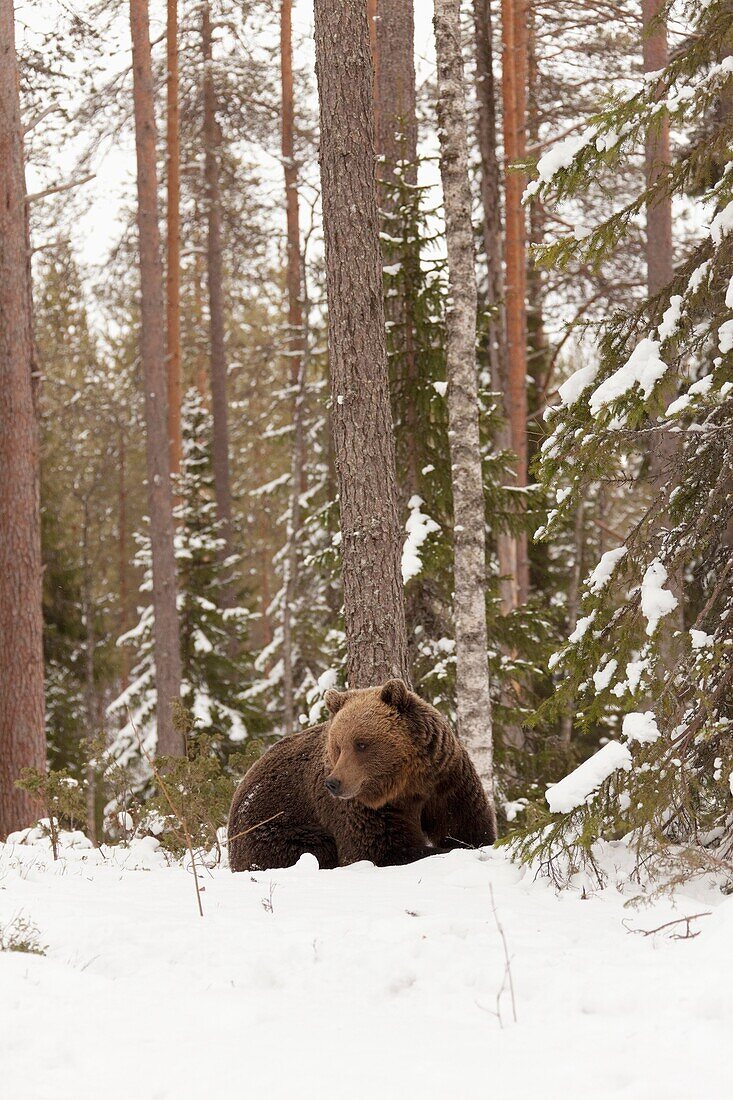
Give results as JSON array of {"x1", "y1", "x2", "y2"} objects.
[{"x1": 623, "y1": 911, "x2": 711, "y2": 939}]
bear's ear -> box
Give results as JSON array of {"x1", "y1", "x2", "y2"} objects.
[
  {"x1": 324, "y1": 688, "x2": 349, "y2": 715},
  {"x1": 380, "y1": 678, "x2": 410, "y2": 711}
]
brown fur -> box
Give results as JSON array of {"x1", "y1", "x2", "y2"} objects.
[{"x1": 228, "y1": 679, "x2": 495, "y2": 871}]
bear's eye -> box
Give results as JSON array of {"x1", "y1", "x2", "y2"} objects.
[{"x1": 354, "y1": 740, "x2": 368, "y2": 752}]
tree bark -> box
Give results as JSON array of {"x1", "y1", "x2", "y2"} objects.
[
  {"x1": 166, "y1": 0, "x2": 182, "y2": 481},
  {"x1": 81, "y1": 499, "x2": 97, "y2": 841},
  {"x1": 433, "y1": 0, "x2": 496, "y2": 818},
  {"x1": 367, "y1": 0, "x2": 379, "y2": 152},
  {"x1": 376, "y1": 0, "x2": 417, "y2": 194},
  {"x1": 375, "y1": 0, "x2": 426, "y2": 656},
  {"x1": 472, "y1": 0, "x2": 516, "y2": 616},
  {"x1": 643, "y1": 0, "x2": 681, "y2": 651},
  {"x1": 375, "y1": 0, "x2": 419, "y2": 496},
  {"x1": 280, "y1": 0, "x2": 306, "y2": 732},
  {"x1": 0, "y1": 0, "x2": 47, "y2": 836},
  {"x1": 202, "y1": 3, "x2": 234, "y2": 564},
  {"x1": 500, "y1": 0, "x2": 529, "y2": 605},
  {"x1": 129, "y1": 0, "x2": 183, "y2": 756},
  {"x1": 642, "y1": 0, "x2": 673, "y2": 302},
  {"x1": 118, "y1": 425, "x2": 130, "y2": 692},
  {"x1": 313, "y1": 0, "x2": 410, "y2": 688}
]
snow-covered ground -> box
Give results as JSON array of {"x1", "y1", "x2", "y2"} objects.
[{"x1": 1, "y1": 835, "x2": 730, "y2": 1100}]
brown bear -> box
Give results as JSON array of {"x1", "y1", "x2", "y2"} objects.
[{"x1": 227, "y1": 679, "x2": 496, "y2": 871}]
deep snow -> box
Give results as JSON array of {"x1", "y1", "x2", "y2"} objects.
[{"x1": 1, "y1": 835, "x2": 730, "y2": 1100}]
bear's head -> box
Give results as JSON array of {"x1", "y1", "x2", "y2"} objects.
[{"x1": 322, "y1": 679, "x2": 436, "y2": 809}]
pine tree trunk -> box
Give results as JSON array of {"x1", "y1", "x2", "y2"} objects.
[
  {"x1": 0, "y1": 0, "x2": 47, "y2": 836},
  {"x1": 375, "y1": 0, "x2": 417, "y2": 458},
  {"x1": 129, "y1": 0, "x2": 183, "y2": 756},
  {"x1": 643, "y1": 0, "x2": 681, "y2": 648},
  {"x1": 280, "y1": 0, "x2": 306, "y2": 733},
  {"x1": 166, "y1": 0, "x2": 182, "y2": 481},
  {"x1": 118, "y1": 426, "x2": 130, "y2": 692},
  {"x1": 313, "y1": 0, "x2": 410, "y2": 689},
  {"x1": 375, "y1": 0, "x2": 426, "y2": 656},
  {"x1": 81, "y1": 501, "x2": 97, "y2": 842},
  {"x1": 433, "y1": 0, "x2": 496, "y2": 817},
  {"x1": 472, "y1": 0, "x2": 516, "y2": 616},
  {"x1": 500, "y1": 0, "x2": 529, "y2": 605},
  {"x1": 202, "y1": 5, "x2": 234, "y2": 567},
  {"x1": 367, "y1": 0, "x2": 379, "y2": 151}
]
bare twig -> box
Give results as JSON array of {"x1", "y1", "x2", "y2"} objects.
[
  {"x1": 226, "y1": 812, "x2": 285, "y2": 846},
  {"x1": 25, "y1": 173, "x2": 95, "y2": 205},
  {"x1": 489, "y1": 884, "x2": 518, "y2": 1025},
  {"x1": 623, "y1": 911, "x2": 711, "y2": 939}
]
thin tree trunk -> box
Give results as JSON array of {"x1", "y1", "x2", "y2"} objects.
[
  {"x1": 166, "y1": 0, "x2": 182, "y2": 481},
  {"x1": 500, "y1": 0, "x2": 529, "y2": 605},
  {"x1": 472, "y1": 0, "x2": 516, "y2": 616},
  {"x1": 433, "y1": 0, "x2": 496, "y2": 820},
  {"x1": 643, "y1": 0, "x2": 682, "y2": 650},
  {"x1": 643, "y1": 0, "x2": 675, "y2": 477},
  {"x1": 280, "y1": 0, "x2": 306, "y2": 733},
  {"x1": 129, "y1": 0, "x2": 183, "y2": 756},
  {"x1": 560, "y1": 500, "x2": 584, "y2": 745},
  {"x1": 118, "y1": 426, "x2": 130, "y2": 692},
  {"x1": 81, "y1": 500, "x2": 97, "y2": 841},
  {"x1": 0, "y1": 0, "x2": 47, "y2": 836},
  {"x1": 375, "y1": 2, "x2": 419, "y2": 497},
  {"x1": 313, "y1": 0, "x2": 410, "y2": 688},
  {"x1": 202, "y1": 4, "x2": 234, "y2": 564}
]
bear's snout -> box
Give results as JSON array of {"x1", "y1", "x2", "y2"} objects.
[{"x1": 324, "y1": 776, "x2": 341, "y2": 796}]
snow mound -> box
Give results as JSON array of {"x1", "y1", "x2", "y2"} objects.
[{"x1": 0, "y1": 837, "x2": 730, "y2": 1100}]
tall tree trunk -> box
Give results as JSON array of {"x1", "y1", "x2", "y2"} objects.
[
  {"x1": 0, "y1": 0, "x2": 47, "y2": 836},
  {"x1": 118, "y1": 425, "x2": 130, "y2": 692},
  {"x1": 202, "y1": 3, "x2": 234, "y2": 564},
  {"x1": 129, "y1": 0, "x2": 183, "y2": 756},
  {"x1": 643, "y1": 0, "x2": 673, "y2": 303},
  {"x1": 166, "y1": 0, "x2": 182, "y2": 481},
  {"x1": 81, "y1": 500, "x2": 97, "y2": 842},
  {"x1": 376, "y1": 0, "x2": 417, "y2": 193},
  {"x1": 643, "y1": 0, "x2": 681, "y2": 648},
  {"x1": 500, "y1": 0, "x2": 529, "y2": 605},
  {"x1": 375, "y1": 0, "x2": 425, "y2": 659},
  {"x1": 367, "y1": 0, "x2": 379, "y2": 152},
  {"x1": 280, "y1": 0, "x2": 306, "y2": 732},
  {"x1": 472, "y1": 0, "x2": 516, "y2": 616},
  {"x1": 313, "y1": 0, "x2": 410, "y2": 688},
  {"x1": 375, "y1": 0, "x2": 417, "y2": 470},
  {"x1": 433, "y1": 0, "x2": 496, "y2": 819}
]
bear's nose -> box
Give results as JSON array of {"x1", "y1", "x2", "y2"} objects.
[{"x1": 325, "y1": 777, "x2": 341, "y2": 796}]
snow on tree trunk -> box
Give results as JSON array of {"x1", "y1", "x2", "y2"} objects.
[
  {"x1": 313, "y1": 0, "x2": 410, "y2": 689},
  {"x1": 0, "y1": 0, "x2": 47, "y2": 835},
  {"x1": 129, "y1": 0, "x2": 183, "y2": 756},
  {"x1": 202, "y1": 4, "x2": 234, "y2": 570},
  {"x1": 433, "y1": 0, "x2": 497, "y2": 818}
]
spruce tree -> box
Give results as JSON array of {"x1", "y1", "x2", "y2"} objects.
[{"x1": 514, "y1": 0, "x2": 733, "y2": 877}]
